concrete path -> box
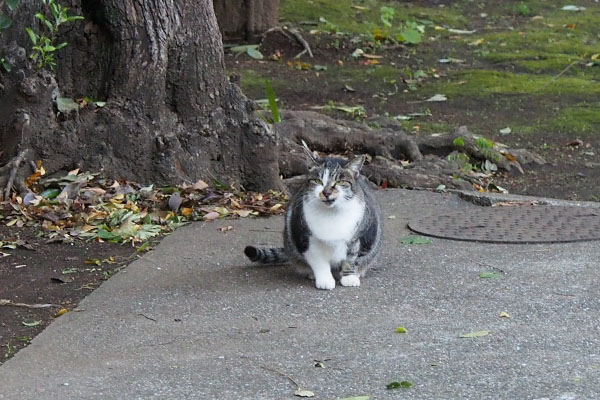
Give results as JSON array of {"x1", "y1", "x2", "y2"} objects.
[{"x1": 1, "y1": 189, "x2": 598, "y2": 400}]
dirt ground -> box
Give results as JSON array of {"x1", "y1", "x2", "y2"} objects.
[
  {"x1": 2, "y1": 0, "x2": 599, "y2": 364},
  {"x1": 0, "y1": 225, "x2": 138, "y2": 363},
  {"x1": 228, "y1": 0, "x2": 600, "y2": 201}
]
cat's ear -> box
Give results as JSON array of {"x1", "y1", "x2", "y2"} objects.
[
  {"x1": 301, "y1": 139, "x2": 320, "y2": 166},
  {"x1": 346, "y1": 154, "x2": 365, "y2": 176}
]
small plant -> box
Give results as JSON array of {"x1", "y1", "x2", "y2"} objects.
[
  {"x1": 264, "y1": 79, "x2": 281, "y2": 123},
  {"x1": 25, "y1": 0, "x2": 83, "y2": 69},
  {"x1": 515, "y1": 3, "x2": 531, "y2": 16},
  {"x1": 380, "y1": 6, "x2": 395, "y2": 28},
  {"x1": 1, "y1": 0, "x2": 21, "y2": 71},
  {"x1": 373, "y1": 6, "x2": 426, "y2": 45}
]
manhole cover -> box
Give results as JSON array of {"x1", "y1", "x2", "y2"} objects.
[{"x1": 407, "y1": 205, "x2": 600, "y2": 244}]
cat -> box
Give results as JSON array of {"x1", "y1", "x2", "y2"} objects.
[{"x1": 244, "y1": 142, "x2": 382, "y2": 290}]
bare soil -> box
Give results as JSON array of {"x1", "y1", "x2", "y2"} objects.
[{"x1": 0, "y1": 225, "x2": 138, "y2": 364}]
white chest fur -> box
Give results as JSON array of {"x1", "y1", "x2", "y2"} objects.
[{"x1": 303, "y1": 198, "x2": 364, "y2": 243}]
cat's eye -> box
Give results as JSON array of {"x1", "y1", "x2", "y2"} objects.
[
  {"x1": 336, "y1": 180, "x2": 350, "y2": 186},
  {"x1": 311, "y1": 178, "x2": 323, "y2": 185}
]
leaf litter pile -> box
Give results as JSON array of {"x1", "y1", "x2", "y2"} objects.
[
  {"x1": 1, "y1": 168, "x2": 287, "y2": 364},
  {"x1": 2, "y1": 167, "x2": 288, "y2": 246}
]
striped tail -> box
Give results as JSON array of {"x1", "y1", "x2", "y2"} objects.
[{"x1": 244, "y1": 246, "x2": 289, "y2": 264}]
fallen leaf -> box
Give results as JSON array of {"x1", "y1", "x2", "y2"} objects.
[
  {"x1": 204, "y1": 211, "x2": 220, "y2": 221},
  {"x1": 395, "y1": 326, "x2": 408, "y2": 333},
  {"x1": 234, "y1": 209, "x2": 252, "y2": 217},
  {"x1": 447, "y1": 28, "x2": 476, "y2": 34},
  {"x1": 401, "y1": 236, "x2": 432, "y2": 245},
  {"x1": 168, "y1": 192, "x2": 182, "y2": 213},
  {"x1": 22, "y1": 320, "x2": 42, "y2": 327},
  {"x1": 54, "y1": 308, "x2": 68, "y2": 317},
  {"x1": 499, "y1": 127, "x2": 512, "y2": 135},
  {"x1": 426, "y1": 94, "x2": 447, "y2": 102},
  {"x1": 561, "y1": 5, "x2": 586, "y2": 11},
  {"x1": 460, "y1": 330, "x2": 490, "y2": 338},
  {"x1": 338, "y1": 397, "x2": 370, "y2": 400},
  {"x1": 479, "y1": 271, "x2": 503, "y2": 279},
  {"x1": 567, "y1": 139, "x2": 583, "y2": 147},
  {"x1": 500, "y1": 311, "x2": 511, "y2": 318},
  {"x1": 56, "y1": 97, "x2": 80, "y2": 114},
  {"x1": 51, "y1": 276, "x2": 73, "y2": 284},
  {"x1": 294, "y1": 389, "x2": 315, "y2": 397},
  {"x1": 193, "y1": 179, "x2": 209, "y2": 190},
  {"x1": 386, "y1": 381, "x2": 413, "y2": 389}
]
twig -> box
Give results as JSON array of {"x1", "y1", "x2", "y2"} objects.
[
  {"x1": 537, "y1": 60, "x2": 579, "y2": 91},
  {"x1": 259, "y1": 364, "x2": 300, "y2": 389},
  {"x1": 138, "y1": 313, "x2": 157, "y2": 322},
  {"x1": 288, "y1": 28, "x2": 314, "y2": 59},
  {"x1": 0, "y1": 299, "x2": 56, "y2": 308},
  {"x1": 264, "y1": 26, "x2": 313, "y2": 59}
]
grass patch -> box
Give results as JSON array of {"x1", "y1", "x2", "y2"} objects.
[
  {"x1": 280, "y1": 0, "x2": 468, "y2": 35},
  {"x1": 427, "y1": 69, "x2": 600, "y2": 97},
  {"x1": 515, "y1": 102, "x2": 600, "y2": 137}
]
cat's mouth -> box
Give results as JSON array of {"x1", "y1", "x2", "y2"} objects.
[{"x1": 322, "y1": 198, "x2": 336, "y2": 206}]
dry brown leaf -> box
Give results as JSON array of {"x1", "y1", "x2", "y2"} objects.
[{"x1": 234, "y1": 209, "x2": 252, "y2": 217}]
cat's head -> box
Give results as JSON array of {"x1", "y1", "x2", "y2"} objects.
[{"x1": 302, "y1": 142, "x2": 365, "y2": 208}]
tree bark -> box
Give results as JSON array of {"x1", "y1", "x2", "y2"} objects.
[
  {"x1": 0, "y1": 0, "x2": 281, "y2": 195},
  {"x1": 213, "y1": 0, "x2": 280, "y2": 40}
]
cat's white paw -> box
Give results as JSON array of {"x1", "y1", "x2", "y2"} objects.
[
  {"x1": 340, "y1": 275, "x2": 361, "y2": 287},
  {"x1": 315, "y1": 276, "x2": 336, "y2": 290}
]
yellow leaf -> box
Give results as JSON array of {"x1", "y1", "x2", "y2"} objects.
[
  {"x1": 500, "y1": 311, "x2": 510, "y2": 318},
  {"x1": 6, "y1": 219, "x2": 18, "y2": 227},
  {"x1": 68, "y1": 168, "x2": 80, "y2": 175},
  {"x1": 55, "y1": 308, "x2": 68, "y2": 317},
  {"x1": 504, "y1": 153, "x2": 517, "y2": 161},
  {"x1": 181, "y1": 207, "x2": 193, "y2": 217},
  {"x1": 591, "y1": 53, "x2": 600, "y2": 60},
  {"x1": 270, "y1": 203, "x2": 282, "y2": 211}
]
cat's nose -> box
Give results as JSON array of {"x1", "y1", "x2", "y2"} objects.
[{"x1": 322, "y1": 188, "x2": 332, "y2": 198}]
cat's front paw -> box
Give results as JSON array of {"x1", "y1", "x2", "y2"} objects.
[
  {"x1": 315, "y1": 276, "x2": 336, "y2": 290},
  {"x1": 340, "y1": 275, "x2": 361, "y2": 287}
]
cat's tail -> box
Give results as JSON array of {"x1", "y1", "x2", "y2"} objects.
[{"x1": 244, "y1": 246, "x2": 289, "y2": 264}]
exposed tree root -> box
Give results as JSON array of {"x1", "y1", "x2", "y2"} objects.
[
  {"x1": 0, "y1": 149, "x2": 31, "y2": 200},
  {"x1": 275, "y1": 111, "x2": 545, "y2": 191},
  {"x1": 263, "y1": 26, "x2": 314, "y2": 58}
]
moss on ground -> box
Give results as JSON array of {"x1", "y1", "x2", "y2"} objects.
[
  {"x1": 238, "y1": 0, "x2": 600, "y2": 141},
  {"x1": 280, "y1": 0, "x2": 468, "y2": 36},
  {"x1": 426, "y1": 69, "x2": 600, "y2": 97},
  {"x1": 514, "y1": 103, "x2": 600, "y2": 137}
]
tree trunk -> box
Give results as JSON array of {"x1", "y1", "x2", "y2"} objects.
[
  {"x1": 213, "y1": 0, "x2": 280, "y2": 40},
  {"x1": 0, "y1": 0, "x2": 281, "y2": 195}
]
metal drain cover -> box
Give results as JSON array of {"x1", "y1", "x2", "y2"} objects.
[{"x1": 408, "y1": 205, "x2": 600, "y2": 244}]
